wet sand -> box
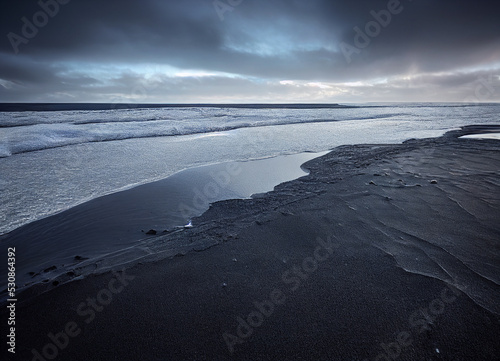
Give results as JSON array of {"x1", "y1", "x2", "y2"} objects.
[
  {"x1": 0, "y1": 152, "x2": 323, "y2": 295},
  {"x1": 2, "y1": 125, "x2": 499, "y2": 360}
]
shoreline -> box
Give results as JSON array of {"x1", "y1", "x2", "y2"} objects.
[
  {"x1": 3, "y1": 103, "x2": 499, "y2": 239},
  {"x1": 2, "y1": 125, "x2": 499, "y2": 360},
  {"x1": 0, "y1": 152, "x2": 325, "y2": 301}
]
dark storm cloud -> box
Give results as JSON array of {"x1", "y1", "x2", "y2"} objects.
[
  {"x1": 0, "y1": 0, "x2": 499, "y2": 102},
  {"x1": 1, "y1": 0, "x2": 222, "y2": 58}
]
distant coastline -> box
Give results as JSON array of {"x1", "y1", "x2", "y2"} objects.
[
  {"x1": 1, "y1": 102, "x2": 498, "y2": 112},
  {"x1": 0, "y1": 103, "x2": 351, "y2": 112}
]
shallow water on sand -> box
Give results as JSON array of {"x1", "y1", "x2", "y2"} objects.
[
  {"x1": 460, "y1": 133, "x2": 500, "y2": 140},
  {"x1": 0, "y1": 151, "x2": 325, "y2": 298}
]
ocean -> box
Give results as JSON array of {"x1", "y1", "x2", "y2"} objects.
[{"x1": 1, "y1": 102, "x2": 499, "y2": 296}]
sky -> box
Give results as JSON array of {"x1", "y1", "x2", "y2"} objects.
[{"x1": 0, "y1": 0, "x2": 499, "y2": 103}]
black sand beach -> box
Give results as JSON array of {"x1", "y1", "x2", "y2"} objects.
[
  {"x1": 0, "y1": 152, "x2": 322, "y2": 293},
  {"x1": 3, "y1": 126, "x2": 500, "y2": 361}
]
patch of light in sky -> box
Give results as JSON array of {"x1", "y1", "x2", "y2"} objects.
[
  {"x1": 456, "y1": 62, "x2": 500, "y2": 73},
  {"x1": 222, "y1": 22, "x2": 329, "y2": 57},
  {"x1": 305, "y1": 82, "x2": 332, "y2": 89},
  {"x1": 54, "y1": 62, "x2": 243, "y2": 81},
  {"x1": 55, "y1": 62, "x2": 179, "y2": 78},
  {"x1": 224, "y1": 39, "x2": 330, "y2": 57},
  {"x1": 0, "y1": 79, "x2": 16, "y2": 89},
  {"x1": 174, "y1": 70, "x2": 242, "y2": 79}
]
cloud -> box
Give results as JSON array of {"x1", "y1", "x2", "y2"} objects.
[{"x1": 0, "y1": 0, "x2": 499, "y2": 102}]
